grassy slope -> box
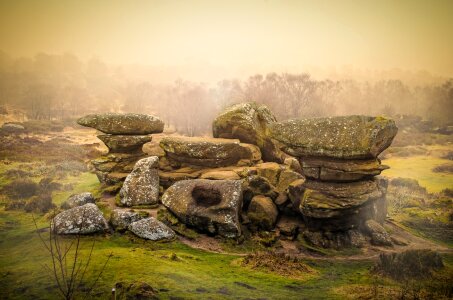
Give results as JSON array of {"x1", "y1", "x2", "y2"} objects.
[
  {"x1": 382, "y1": 156, "x2": 453, "y2": 193},
  {"x1": 0, "y1": 171, "x2": 376, "y2": 299}
]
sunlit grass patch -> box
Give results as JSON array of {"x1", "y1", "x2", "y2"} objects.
[{"x1": 383, "y1": 155, "x2": 453, "y2": 193}]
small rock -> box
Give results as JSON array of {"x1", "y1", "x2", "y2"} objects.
[
  {"x1": 247, "y1": 195, "x2": 278, "y2": 230},
  {"x1": 364, "y1": 220, "x2": 392, "y2": 246},
  {"x1": 61, "y1": 192, "x2": 95, "y2": 209},
  {"x1": 128, "y1": 217, "x2": 175, "y2": 241},
  {"x1": 110, "y1": 209, "x2": 147, "y2": 232},
  {"x1": 53, "y1": 203, "x2": 108, "y2": 234}
]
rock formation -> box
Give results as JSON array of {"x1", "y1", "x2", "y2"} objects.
[
  {"x1": 161, "y1": 179, "x2": 243, "y2": 238},
  {"x1": 61, "y1": 192, "x2": 95, "y2": 209},
  {"x1": 269, "y1": 115, "x2": 398, "y2": 247},
  {"x1": 77, "y1": 113, "x2": 164, "y2": 187},
  {"x1": 110, "y1": 209, "x2": 148, "y2": 232}
]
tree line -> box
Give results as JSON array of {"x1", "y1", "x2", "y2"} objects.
[{"x1": 0, "y1": 52, "x2": 452, "y2": 136}]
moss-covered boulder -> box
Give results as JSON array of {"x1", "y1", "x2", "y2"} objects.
[
  {"x1": 159, "y1": 136, "x2": 261, "y2": 168},
  {"x1": 299, "y1": 178, "x2": 387, "y2": 231},
  {"x1": 269, "y1": 115, "x2": 398, "y2": 159},
  {"x1": 300, "y1": 157, "x2": 388, "y2": 181},
  {"x1": 53, "y1": 203, "x2": 108, "y2": 234},
  {"x1": 247, "y1": 195, "x2": 278, "y2": 230},
  {"x1": 128, "y1": 217, "x2": 175, "y2": 241},
  {"x1": 161, "y1": 179, "x2": 243, "y2": 238},
  {"x1": 213, "y1": 102, "x2": 285, "y2": 162},
  {"x1": 77, "y1": 113, "x2": 164, "y2": 135},
  {"x1": 119, "y1": 156, "x2": 160, "y2": 207},
  {"x1": 97, "y1": 134, "x2": 151, "y2": 153}
]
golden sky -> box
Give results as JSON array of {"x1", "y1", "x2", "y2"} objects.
[{"x1": 1, "y1": 0, "x2": 452, "y2": 77}]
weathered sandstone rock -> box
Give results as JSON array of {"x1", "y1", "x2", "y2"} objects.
[
  {"x1": 269, "y1": 115, "x2": 398, "y2": 159},
  {"x1": 61, "y1": 192, "x2": 95, "y2": 209},
  {"x1": 212, "y1": 102, "x2": 285, "y2": 162},
  {"x1": 119, "y1": 157, "x2": 160, "y2": 207},
  {"x1": 97, "y1": 134, "x2": 151, "y2": 153},
  {"x1": 160, "y1": 136, "x2": 261, "y2": 168},
  {"x1": 247, "y1": 195, "x2": 278, "y2": 230},
  {"x1": 110, "y1": 209, "x2": 148, "y2": 232},
  {"x1": 77, "y1": 113, "x2": 164, "y2": 135},
  {"x1": 161, "y1": 179, "x2": 243, "y2": 238},
  {"x1": 128, "y1": 217, "x2": 175, "y2": 241},
  {"x1": 53, "y1": 203, "x2": 108, "y2": 234}
]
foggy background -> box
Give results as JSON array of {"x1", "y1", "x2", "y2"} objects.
[{"x1": 0, "y1": 0, "x2": 452, "y2": 136}]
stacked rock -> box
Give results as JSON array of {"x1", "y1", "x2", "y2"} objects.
[
  {"x1": 77, "y1": 113, "x2": 164, "y2": 186},
  {"x1": 269, "y1": 115, "x2": 398, "y2": 247}
]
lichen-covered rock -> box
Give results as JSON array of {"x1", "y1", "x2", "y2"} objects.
[
  {"x1": 212, "y1": 102, "x2": 285, "y2": 162},
  {"x1": 300, "y1": 157, "x2": 388, "y2": 181},
  {"x1": 247, "y1": 195, "x2": 278, "y2": 230},
  {"x1": 159, "y1": 136, "x2": 261, "y2": 168},
  {"x1": 77, "y1": 113, "x2": 164, "y2": 135},
  {"x1": 110, "y1": 209, "x2": 147, "y2": 232},
  {"x1": 97, "y1": 134, "x2": 151, "y2": 152},
  {"x1": 269, "y1": 115, "x2": 398, "y2": 159},
  {"x1": 299, "y1": 179, "x2": 387, "y2": 231},
  {"x1": 61, "y1": 192, "x2": 95, "y2": 209},
  {"x1": 53, "y1": 203, "x2": 108, "y2": 234},
  {"x1": 363, "y1": 219, "x2": 392, "y2": 246},
  {"x1": 161, "y1": 179, "x2": 243, "y2": 238},
  {"x1": 128, "y1": 217, "x2": 175, "y2": 241},
  {"x1": 119, "y1": 156, "x2": 160, "y2": 207}
]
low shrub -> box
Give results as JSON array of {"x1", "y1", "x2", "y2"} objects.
[
  {"x1": 373, "y1": 250, "x2": 444, "y2": 280},
  {"x1": 3, "y1": 178, "x2": 39, "y2": 199},
  {"x1": 24, "y1": 194, "x2": 55, "y2": 213},
  {"x1": 432, "y1": 163, "x2": 453, "y2": 174}
]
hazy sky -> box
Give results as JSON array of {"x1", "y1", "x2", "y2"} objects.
[{"x1": 1, "y1": 0, "x2": 452, "y2": 77}]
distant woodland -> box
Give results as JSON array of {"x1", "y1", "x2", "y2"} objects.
[{"x1": 0, "y1": 52, "x2": 452, "y2": 136}]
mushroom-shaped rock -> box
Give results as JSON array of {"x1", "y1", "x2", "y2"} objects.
[
  {"x1": 119, "y1": 156, "x2": 160, "y2": 207},
  {"x1": 53, "y1": 203, "x2": 108, "y2": 234},
  {"x1": 77, "y1": 113, "x2": 164, "y2": 135},
  {"x1": 269, "y1": 115, "x2": 398, "y2": 159},
  {"x1": 97, "y1": 134, "x2": 152, "y2": 153},
  {"x1": 61, "y1": 192, "x2": 95, "y2": 209},
  {"x1": 159, "y1": 136, "x2": 261, "y2": 168},
  {"x1": 128, "y1": 217, "x2": 175, "y2": 241},
  {"x1": 247, "y1": 195, "x2": 278, "y2": 230},
  {"x1": 212, "y1": 102, "x2": 285, "y2": 162},
  {"x1": 110, "y1": 209, "x2": 148, "y2": 232},
  {"x1": 161, "y1": 179, "x2": 243, "y2": 238}
]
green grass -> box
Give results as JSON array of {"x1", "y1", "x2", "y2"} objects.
[
  {"x1": 0, "y1": 208, "x2": 380, "y2": 299},
  {"x1": 383, "y1": 155, "x2": 453, "y2": 193}
]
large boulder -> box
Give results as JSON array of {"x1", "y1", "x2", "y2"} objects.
[
  {"x1": 77, "y1": 113, "x2": 164, "y2": 135},
  {"x1": 119, "y1": 156, "x2": 160, "y2": 207},
  {"x1": 161, "y1": 179, "x2": 243, "y2": 238},
  {"x1": 213, "y1": 102, "x2": 285, "y2": 162},
  {"x1": 269, "y1": 116, "x2": 398, "y2": 159},
  {"x1": 110, "y1": 209, "x2": 147, "y2": 232},
  {"x1": 61, "y1": 192, "x2": 95, "y2": 209},
  {"x1": 299, "y1": 179, "x2": 387, "y2": 231},
  {"x1": 363, "y1": 219, "x2": 392, "y2": 246},
  {"x1": 128, "y1": 217, "x2": 175, "y2": 241},
  {"x1": 247, "y1": 195, "x2": 278, "y2": 230},
  {"x1": 53, "y1": 203, "x2": 108, "y2": 234},
  {"x1": 159, "y1": 136, "x2": 261, "y2": 168},
  {"x1": 97, "y1": 134, "x2": 151, "y2": 153}
]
